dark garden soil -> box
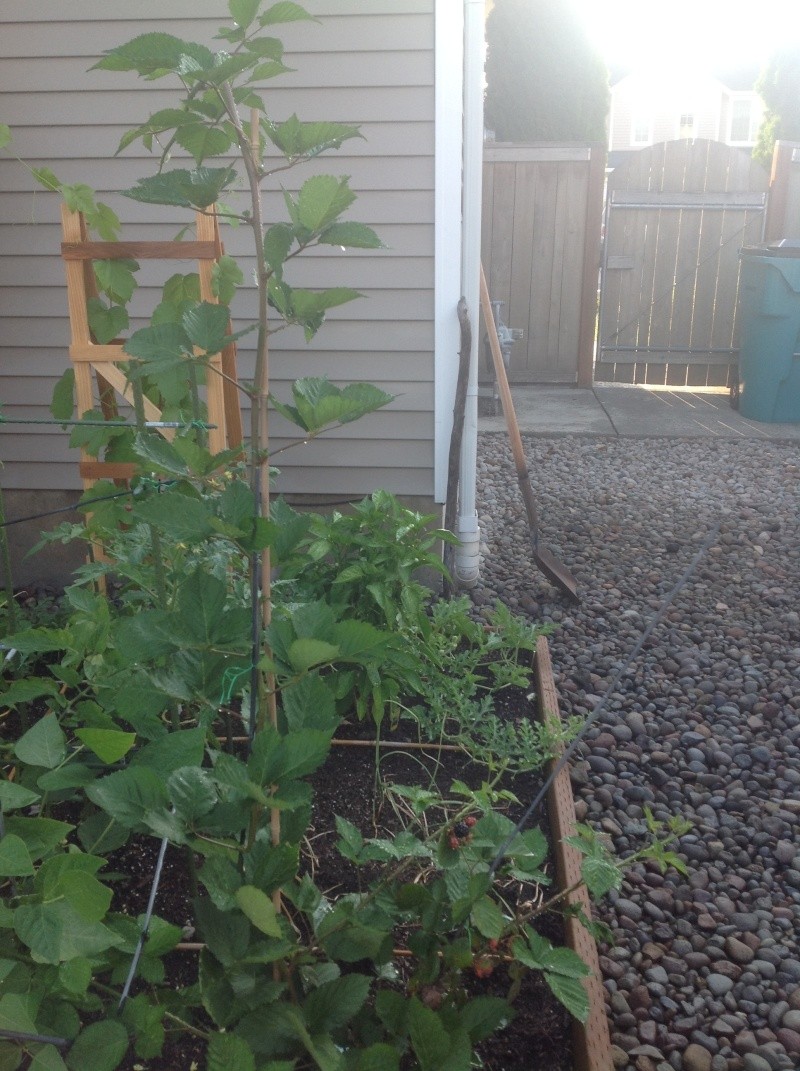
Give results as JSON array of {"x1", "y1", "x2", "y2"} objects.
[{"x1": 99, "y1": 687, "x2": 574, "y2": 1071}]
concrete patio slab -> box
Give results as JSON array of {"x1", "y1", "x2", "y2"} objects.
[{"x1": 478, "y1": 383, "x2": 800, "y2": 440}]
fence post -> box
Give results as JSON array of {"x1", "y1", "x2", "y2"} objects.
[{"x1": 577, "y1": 144, "x2": 606, "y2": 387}]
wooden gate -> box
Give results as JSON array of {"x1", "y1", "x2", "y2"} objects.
[
  {"x1": 596, "y1": 140, "x2": 769, "y2": 386},
  {"x1": 482, "y1": 144, "x2": 605, "y2": 386}
]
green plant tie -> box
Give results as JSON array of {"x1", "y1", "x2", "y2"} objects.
[{"x1": 219, "y1": 663, "x2": 253, "y2": 706}]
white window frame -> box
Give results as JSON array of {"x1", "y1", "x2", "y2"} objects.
[
  {"x1": 728, "y1": 93, "x2": 757, "y2": 146},
  {"x1": 630, "y1": 114, "x2": 653, "y2": 146}
]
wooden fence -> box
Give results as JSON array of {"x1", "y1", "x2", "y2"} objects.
[{"x1": 481, "y1": 144, "x2": 605, "y2": 386}]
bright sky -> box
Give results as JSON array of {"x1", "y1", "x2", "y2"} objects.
[{"x1": 571, "y1": 0, "x2": 800, "y2": 75}]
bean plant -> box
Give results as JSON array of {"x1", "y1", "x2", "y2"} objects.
[{"x1": 0, "y1": 4, "x2": 691, "y2": 1069}]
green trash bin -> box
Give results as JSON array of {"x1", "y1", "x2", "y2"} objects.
[{"x1": 737, "y1": 243, "x2": 800, "y2": 422}]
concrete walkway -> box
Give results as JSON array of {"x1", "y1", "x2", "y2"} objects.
[{"x1": 478, "y1": 384, "x2": 800, "y2": 440}]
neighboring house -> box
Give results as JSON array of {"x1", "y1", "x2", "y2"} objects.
[
  {"x1": 608, "y1": 64, "x2": 764, "y2": 166},
  {"x1": 0, "y1": 0, "x2": 485, "y2": 584}
]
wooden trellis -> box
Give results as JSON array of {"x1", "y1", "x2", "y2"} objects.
[{"x1": 60, "y1": 205, "x2": 243, "y2": 491}]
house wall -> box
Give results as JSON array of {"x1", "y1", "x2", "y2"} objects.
[{"x1": 0, "y1": 0, "x2": 437, "y2": 547}]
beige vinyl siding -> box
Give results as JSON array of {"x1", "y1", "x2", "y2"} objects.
[{"x1": 0, "y1": 1, "x2": 436, "y2": 497}]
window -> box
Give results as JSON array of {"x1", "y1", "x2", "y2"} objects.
[
  {"x1": 631, "y1": 115, "x2": 651, "y2": 145},
  {"x1": 730, "y1": 98, "x2": 754, "y2": 143},
  {"x1": 678, "y1": 112, "x2": 695, "y2": 139}
]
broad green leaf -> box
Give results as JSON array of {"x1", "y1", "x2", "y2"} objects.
[
  {"x1": 30, "y1": 1044, "x2": 68, "y2": 1071},
  {"x1": 163, "y1": 272, "x2": 201, "y2": 304},
  {"x1": 470, "y1": 896, "x2": 505, "y2": 940},
  {"x1": 280, "y1": 674, "x2": 337, "y2": 732},
  {"x1": 92, "y1": 33, "x2": 214, "y2": 78},
  {"x1": 0, "y1": 993, "x2": 38, "y2": 1036},
  {"x1": 14, "y1": 713, "x2": 67, "y2": 769},
  {"x1": 93, "y1": 258, "x2": 139, "y2": 304},
  {"x1": 175, "y1": 123, "x2": 234, "y2": 164},
  {"x1": 546, "y1": 973, "x2": 590, "y2": 1023},
  {"x1": 211, "y1": 255, "x2": 242, "y2": 303},
  {"x1": 304, "y1": 974, "x2": 371, "y2": 1034},
  {"x1": 2, "y1": 817, "x2": 72, "y2": 859},
  {"x1": 263, "y1": 223, "x2": 294, "y2": 274},
  {"x1": 132, "y1": 491, "x2": 213, "y2": 543},
  {"x1": 1, "y1": 677, "x2": 60, "y2": 707},
  {"x1": 0, "y1": 834, "x2": 34, "y2": 877},
  {"x1": 86, "y1": 202, "x2": 121, "y2": 241},
  {"x1": 194, "y1": 898, "x2": 250, "y2": 967},
  {"x1": 119, "y1": 994, "x2": 165, "y2": 1061},
  {"x1": 265, "y1": 116, "x2": 362, "y2": 159},
  {"x1": 15, "y1": 901, "x2": 121, "y2": 964},
  {"x1": 50, "y1": 368, "x2": 75, "y2": 420},
  {"x1": 123, "y1": 322, "x2": 190, "y2": 362},
  {"x1": 458, "y1": 996, "x2": 514, "y2": 1042},
  {"x1": 287, "y1": 637, "x2": 339, "y2": 672},
  {"x1": 143, "y1": 916, "x2": 183, "y2": 956},
  {"x1": 65, "y1": 1020, "x2": 128, "y2": 1071},
  {"x1": 131, "y1": 431, "x2": 191, "y2": 476},
  {"x1": 335, "y1": 815, "x2": 364, "y2": 860},
  {"x1": 75, "y1": 729, "x2": 136, "y2": 764},
  {"x1": 199, "y1": 855, "x2": 241, "y2": 910},
  {"x1": 58, "y1": 958, "x2": 92, "y2": 996},
  {"x1": 353, "y1": 1045, "x2": 401, "y2": 1071},
  {"x1": 87, "y1": 299, "x2": 129, "y2": 344},
  {"x1": 580, "y1": 854, "x2": 623, "y2": 897},
  {"x1": 62, "y1": 183, "x2": 96, "y2": 215},
  {"x1": 229, "y1": 0, "x2": 260, "y2": 28},
  {"x1": 122, "y1": 167, "x2": 237, "y2": 209},
  {"x1": 168, "y1": 766, "x2": 217, "y2": 821},
  {"x1": 31, "y1": 166, "x2": 61, "y2": 192},
  {"x1": 0, "y1": 780, "x2": 40, "y2": 812},
  {"x1": 85, "y1": 766, "x2": 168, "y2": 827},
  {"x1": 1, "y1": 627, "x2": 71, "y2": 655},
  {"x1": 115, "y1": 610, "x2": 175, "y2": 663},
  {"x1": 182, "y1": 301, "x2": 230, "y2": 353},
  {"x1": 319, "y1": 221, "x2": 384, "y2": 249},
  {"x1": 234, "y1": 885, "x2": 282, "y2": 937},
  {"x1": 408, "y1": 1000, "x2": 451, "y2": 1071},
  {"x1": 0, "y1": 124, "x2": 11, "y2": 149},
  {"x1": 208, "y1": 1031, "x2": 255, "y2": 1071},
  {"x1": 59, "y1": 870, "x2": 113, "y2": 923},
  {"x1": 259, "y1": 1, "x2": 316, "y2": 26},
  {"x1": 295, "y1": 175, "x2": 356, "y2": 232},
  {"x1": 131, "y1": 728, "x2": 205, "y2": 779}
]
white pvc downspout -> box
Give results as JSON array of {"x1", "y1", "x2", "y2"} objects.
[{"x1": 454, "y1": 0, "x2": 485, "y2": 587}]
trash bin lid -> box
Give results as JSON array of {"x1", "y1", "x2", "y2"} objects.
[{"x1": 741, "y1": 240, "x2": 800, "y2": 258}]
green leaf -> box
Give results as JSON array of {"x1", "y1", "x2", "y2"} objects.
[
  {"x1": 123, "y1": 322, "x2": 190, "y2": 363},
  {"x1": 87, "y1": 203, "x2": 121, "y2": 241},
  {"x1": 75, "y1": 729, "x2": 136, "y2": 764},
  {"x1": 208, "y1": 1031, "x2": 255, "y2": 1071},
  {"x1": 546, "y1": 972, "x2": 590, "y2": 1023},
  {"x1": 234, "y1": 885, "x2": 283, "y2": 937},
  {"x1": 281, "y1": 674, "x2": 337, "y2": 732},
  {"x1": 14, "y1": 713, "x2": 67, "y2": 769},
  {"x1": 334, "y1": 815, "x2": 363, "y2": 861},
  {"x1": 175, "y1": 123, "x2": 234, "y2": 164},
  {"x1": 132, "y1": 492, "x2": 213, "y2": 543},
  {"x1": 65, "y1": 1020, "x2": 128, "y2": 1071},
  {"x1": 50, "y1": 368, "x2": 76, "y2": 421},
  {"x1": 92, "y1": 33, "x2": 214, "y2": 78},
  {"x1": 85, "y1": 766, "x2": 168, "y2": 828},
  {"x1": 0, "y1": 993, "x2": 38, "y2": 1036},
  {"x1": 229, "y1": 0, "x2": 260, "y2": 28},
  {"x1": 131, "y1": 728, "x2": 205, "y2": 779},
  {"x1": 59, "y1": 870, "x2": 113, "y2": 923},
  {"x1": 0, "y1": 780, "x2": 41, "y2": 812},
  {"x1": 114, "y1": 610, "x2": 175, "y2": 663},
  {"x1": 15, "y1": 901, "x2": 121, "y2": 964},
  {"x1": 0, "y1": 124, "x2": 11, "y2": 150},
  {"x1": 0, "y1": 677, "x2": 60, "y2": 707},
  {"x1": 304, "y1": 973, "x2": 371, "y2": 1034},
  {"x1": 580, "y1": 853, "x2": 624, "y2": 897},
  {"x1": 131, "y1": 432, "x2": 191, "y2": 477},
  {"x1": 58, "y1": 958, "x2": 92, "y2": 996},
  {"x1": 263, "y1": 223, "x2": 294, "y2": 275},
  {"x1": 163, "y1": 272, "x2": 201, "y2": 305},
  {"x1": 0, "y1": 834, "x2": 34, "y2": 877},
  {"x1": 168, "y1": 766, "x2": 217, "y2": 821},
  {"x1": 353, "y1": 1045, "x2": 401, "y2": 1071},
  {"x1": 470, "y1": 896, "x2": 505, "y2": 940},
  {"x1": 296, "y1": 175, "x2": 356, "y2": 232},
  {"x1": 259, "y1": 1, "x2": 316, "y2": 26},
  {"x1": 287, "y1": 637, "x2": 339, "y2": 672},
  {"x1": 62, "y1": 183, "x2": 96, "y2": 215},
  {"x1": 31, "y1": 166, "x2": 61, "y2": 192},
  {"x1": 211, "y1": 255, "x2": 243, "y2": 304},
  {"x1": 319, "y1": 221, "x2": 384, "y2": 249},
  {"x1": 458, "y1": 996, "x2": 514, "y2": 1043},
  {"x1": 182, "y1": 301, "x2": 230, "y2": 353},
  {"x1": 265, "y1": 116, "x2": 362, "y2": 159},
  {"x1": 122, "y1": 167, "x2": 237, "y2": 209},
  {"x1": 30, "y1": 1045, "x2": 69, "y2": 1071},
  {"x1": 408, "y1": 1000, "x2": 453, "y2": 1071},
  {"x1": 87, "y1": 299, "x2": 129, "y2": 344},
  {"x1": 93, "y1": 258, "x2": 139, "y2": 304},
  {"x1": 2, "y1": 817, "x2": 72, "y2": 860},
  {"x1": 199, "y1": 855, "x2": 242, "y2": 910}
]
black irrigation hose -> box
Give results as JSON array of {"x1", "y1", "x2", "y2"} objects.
[
  {"x1": 0, "y1": 489, "x2": 136, "y2": 529},
  {"x1": 488, "y1": 520, "x2": 722, "y2": 876}
]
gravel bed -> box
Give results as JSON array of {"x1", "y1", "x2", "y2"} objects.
[{"x1": 472, "y1": 433, "x2": 800, "y2": 1071}]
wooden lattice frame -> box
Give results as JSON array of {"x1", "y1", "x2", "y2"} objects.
[{"x1": 60, "y1": 204, "x2": 243, "y2": 491}]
